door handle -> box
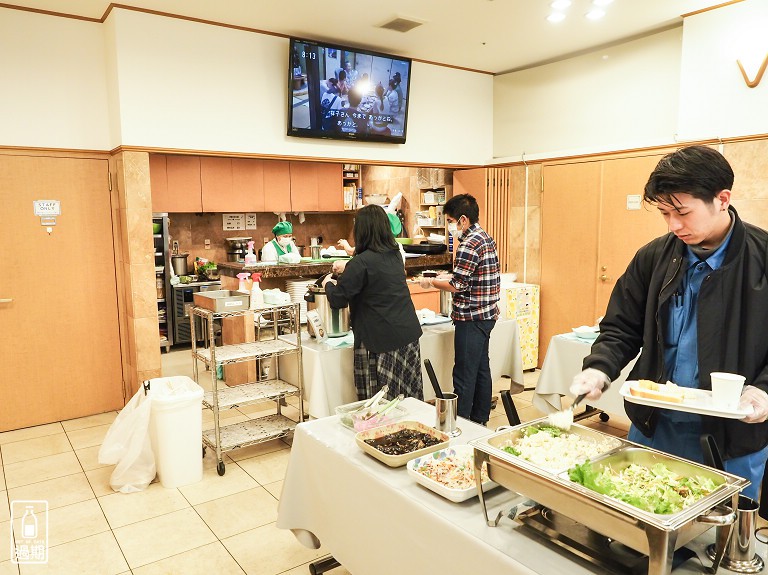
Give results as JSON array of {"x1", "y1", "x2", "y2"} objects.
[
  {"x1": 600, "y1": 275, "x2": 612, "y2": 282},
  {"x1": 0, "y1": 298, "x2": 12, "y2": 303}
]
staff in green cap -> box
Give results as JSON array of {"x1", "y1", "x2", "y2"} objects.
[{"x1": 261, "y1": 220, "x2": 298, "y2": 262}]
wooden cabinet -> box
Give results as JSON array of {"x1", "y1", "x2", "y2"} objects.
[
  {"x1": 150, "y1": 154, "x2": 342, "y2": 213},
  {"x1": 408, "y1": 283, "x2": 440, "y2": 313},
  {"x1": 162, "y1": 155, "x2": 203, "y2": 212},
  {"x1": 317, "y1": 162, "x2": 343, "y2": 211},
  {"x1": 289, "y1": 161, "x2": 343, "y2": 212},
  {"x1": 232, "y1": 158, "x2": 265, "y2": 212},
  {"x1": 263, "y1": 160, "x2": 292, "y2": 212}
]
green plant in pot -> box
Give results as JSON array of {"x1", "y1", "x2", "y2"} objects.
[{"x1": 200, "y1": 261, "x2": 220, "y2": 280}]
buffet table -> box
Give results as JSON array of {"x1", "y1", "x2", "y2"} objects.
[
  {"x1": 278, "y1": 319, "x2": 524, "y2": 419},
  {"x1": 276, "y1": 398, "x2": 752, "y2": 575},
  {"x1": 532, "y1": 333, "x2": 638, "y2": 418}
]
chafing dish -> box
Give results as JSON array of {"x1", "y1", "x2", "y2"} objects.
[{"x1": 470, "y1": 420, "x2": 747, "y2": 575}]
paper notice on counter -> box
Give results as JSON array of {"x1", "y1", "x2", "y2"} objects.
[{"x1": 223, "y1": 213, "x2": 245, "y2": 230}]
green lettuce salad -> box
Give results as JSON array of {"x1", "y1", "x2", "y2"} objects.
[{"x1": 569, "y1": 461, "x2": 719, "y2": 514}]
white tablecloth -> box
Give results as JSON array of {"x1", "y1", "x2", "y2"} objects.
[
  {"x1": 279, "y1": 319, "x2": 524, "y2": 419},
  {"x1": 533, "y1": 333, "x2": 638, "y2": 417},
  {"x1": 276, "y1": 397, "x2": 744, "y2": 575}
]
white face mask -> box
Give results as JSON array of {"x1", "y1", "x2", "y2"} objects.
[
  {"x1": 277, "y1": 237, "x2": 292, "y2": 248},
  {"x1": 447, "y1": 221, "x2": 460, "y2": 238}
]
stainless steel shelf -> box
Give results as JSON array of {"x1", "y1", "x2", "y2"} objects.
[
  {"x1": 194, "y1": 339, "x2": 299, "y2": 366},
  {"x1": 203, "y1": 379, "x2": 299, "y2": 410},
  {"x1": 202, "y1": 415, "x2": 297, "y2": 452}
]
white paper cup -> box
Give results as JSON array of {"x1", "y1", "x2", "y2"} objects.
[{"x1": 710, "y1": 372, "x2": 746, "y2": 410}]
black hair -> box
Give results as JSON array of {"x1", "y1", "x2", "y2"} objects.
[
  {"x1": 644, "y1": 145, "x2": 734, "y2": 207},
  {"x1": 348, "y1": 89, "x2": 363, "y2": 107},
  {"x1": 338, "y1": 70, "x2": 347, "y2": 82},
  {"x1": 353, "y1": 205, "x2": 398, "y2": 254},
  {"x1": 443, "y1": 193, "x2": 480, "y2": 225}
]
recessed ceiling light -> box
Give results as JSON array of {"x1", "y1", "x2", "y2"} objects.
[
  {"x1": 593, "y1": 0, "x2": 613, "y2": 5},
  {"x1": 547, "y1": 12, "x2": 566, "y2": 23},
  {"x1": 550, "y1": 0, "x2": 572, "y2": 9},
  {"x1": 585, "y1": 8, "x2": 605, "y2": 20}
]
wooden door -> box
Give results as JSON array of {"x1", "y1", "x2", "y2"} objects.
[
  {"x1": 232, "y1": 158, "x2": 265, "y2": 212},
  {"x1": 596, "y1": 154, "x2": 668, "y2": 315},
  {"x1": 289, "y1": 161, "x2": 320, "y2": 212},
  {"x1": 200, "y1": 157, "x2": 233, "y2": 212},
  {"x1": 317, "y1": 163, "x2": 343, "y2": 211},
  {"x1": 263, "y1": 160, "x2": 292, "y2": 212},
  {"x1": 453, "y1": 168, "x2": 488, "y2": 223},
  {"x1": 0, "y1": 154, "x2": 123, "y2": 431},
  {"x1": 539, "y1": 161, "x2": 602, "y2": 362}
]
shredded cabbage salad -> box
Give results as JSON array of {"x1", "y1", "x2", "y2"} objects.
[
  {"x1": 569, "y1": 461, "x2": 719, "y2": 514},
  {"x1": 502, "y1": 425, "x2": 621, "y2": 472},
  {"x1": 414, "y1": 450, "x2": 489, "y2": 490}
]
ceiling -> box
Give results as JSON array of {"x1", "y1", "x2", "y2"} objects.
[{"x1": 10, "y1": 0, "x2": 729, "y2": 73}]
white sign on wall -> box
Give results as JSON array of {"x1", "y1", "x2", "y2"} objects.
[
  {"x1": 33, "y1": 200, "x2": 60, "y2": 216},
  {"x1": 245, "y1": 213, "x2": 258, "y2": 229},
  {"x1": 626, "y1": 195, "x2": 642, "y2": 211},
  {"x1": 223, "y1": 213, "x2": 245, "y2": 231}
]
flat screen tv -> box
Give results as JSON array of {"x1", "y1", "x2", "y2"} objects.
[{"x1": 288, "y1": 37, "x2": 412, "y2": 144}]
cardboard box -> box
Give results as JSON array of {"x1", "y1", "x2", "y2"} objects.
[{"x1": 193, "y1": 290, "x2": 250, "y2": 312}]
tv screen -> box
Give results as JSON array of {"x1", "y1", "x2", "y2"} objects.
[{"x1": 288, "y1": 38, "x2": 411, "y2": 144}]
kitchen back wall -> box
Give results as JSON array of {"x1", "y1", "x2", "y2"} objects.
[{"x1": 169, "y1": 212, "x2": 355, "y2": 266}]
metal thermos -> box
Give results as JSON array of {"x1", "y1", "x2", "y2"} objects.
[{"x1": 304, "y1": 282, "x2": 350, "y2": 337}]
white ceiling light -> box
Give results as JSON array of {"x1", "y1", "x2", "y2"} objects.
[
  {"x1": 585, "y1": 8, "x2": 606, "y2": 20},
  {"x1": 547, "y1": 12, "x2": 566, "y2": 23},
  {"x1": 593, "y1": 0, "x2": 614, "y2": 5},
  {"x1": 550, "y1": 0, "x2": 572, "y2": 9}
]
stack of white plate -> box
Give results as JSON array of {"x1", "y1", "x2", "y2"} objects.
[{"x1": 286, "y1": 279, "x2": 315, "y2": 324}]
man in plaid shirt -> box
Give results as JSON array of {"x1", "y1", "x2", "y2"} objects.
[{"x1": 422, "y1": 194, "x2": 500, "y2": 424}]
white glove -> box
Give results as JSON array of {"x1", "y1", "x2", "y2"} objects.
[
  {"x1": 569, "y1": 368, "x2": 611, "y2": 400},
  {"x1": 419, "y1": 276, "x2": 433, "y2": 289},
  {"x1": 739, "y1": 385, "x2": 768, "y2": 423}
]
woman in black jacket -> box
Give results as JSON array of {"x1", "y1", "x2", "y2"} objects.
[
  {"x1": 570, "y1": 145, "x2": 768, "y2": 500},
  {"x1": 323, "y1": 205, "x2": 423, "y2": 401}
]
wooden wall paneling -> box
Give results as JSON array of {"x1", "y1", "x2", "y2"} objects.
[
  {"x1": 539, "y1": 161, "x2": 602, "y2": 364},
  {"x1": 165, "y1": 155, "x2": 203, "y2": 212},
  {"x1": 263, "y1": 160, "x2": 292, "y2": 212},
  {"x1": 289, "y1": 161, "x2": 320, "y2": 212},
  {"x1": 200, "y1": 156, "x2": 233, "y2": 212},
  {"x1": 317, "y1": 163, "x2": 343, "y2": 211},
  {"x1": 149, "y1": 154, "x2": 169, "y2": 212},
  {"x1": 0, "y1": 154, "x2": 123, "y2": 431},
  {"x1": 232, "y1": 158, "x2": 265, "y2": 212}
]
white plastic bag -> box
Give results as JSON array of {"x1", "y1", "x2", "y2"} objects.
[{"x1": 98, "y1": 387, "x2": 156, "y2": 493}]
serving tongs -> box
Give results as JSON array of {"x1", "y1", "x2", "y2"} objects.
[
  {"x1": 352, "y1": 385, "x2": 389, "y2": 416},
  {"x1": 546, "y1": 393, "x2": 586, "y2": 430}
]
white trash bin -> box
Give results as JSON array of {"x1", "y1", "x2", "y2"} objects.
[{"x1": 146, "y1": 376, "x2": 204, "y2": 488}]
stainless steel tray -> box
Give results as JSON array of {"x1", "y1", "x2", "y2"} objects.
[{"x1": 470, "y1": 420, "x2": 746, "y2": 575}]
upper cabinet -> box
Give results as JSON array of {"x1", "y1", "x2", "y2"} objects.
[
  {"x1": 262, "y1": 160, "x2": 292, "y2": 212},
  {"x1": 150, "y1": 154, "x2": 343, "y2": 213},
  {"x1": 150, "y1": 154, "x2": 203, "y2": 213},
  {"x1": 289, "y1": 161, "x2": 343, "y2": 212},
  {"x1": 200, "y1": 157, "x2": 266, "y2": 212}
]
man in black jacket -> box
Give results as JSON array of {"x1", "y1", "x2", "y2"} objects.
[{"x1": 571, "y1": 145, "x2": 768, "y2": 500}]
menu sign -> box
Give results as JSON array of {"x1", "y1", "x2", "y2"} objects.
[{"x1": 223, "y1": 213, "x2": 245, "y2": 231}]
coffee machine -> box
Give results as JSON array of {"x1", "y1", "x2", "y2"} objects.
[{"x1": 225, "y1": 237, "x2": 252, "y2": 262}]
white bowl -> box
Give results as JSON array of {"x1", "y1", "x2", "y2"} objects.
[{"x1": 572, "y1": 325, "x2": 599, "y2": 340}]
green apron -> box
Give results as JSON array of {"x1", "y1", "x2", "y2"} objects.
[{"x1": 271, "y1": 239, "x2": 293, "y2": 256}]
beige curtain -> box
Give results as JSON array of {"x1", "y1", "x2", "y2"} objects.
[{"x1": 484, "y1": 167, "x2": 513, "y2": 273}]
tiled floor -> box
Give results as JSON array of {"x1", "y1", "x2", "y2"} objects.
[{"x1": 0, "y1": 350, "x2": 633, "y2": 574}]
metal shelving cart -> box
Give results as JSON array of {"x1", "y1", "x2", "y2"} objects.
[{"x1": 191, "y1": 302, "x2": 304, "y2": 476}]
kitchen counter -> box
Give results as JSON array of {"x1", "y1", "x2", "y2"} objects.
[{"x1": 217, "y1": 252, "x2": 452, "y2": 279}]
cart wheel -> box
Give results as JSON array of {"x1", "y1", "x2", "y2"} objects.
[
  {"x1": 599, "y1": 412, "x2": 610, "y2": 422},
  {"x1": 217, "y1": 461, "x2": 226, "y2": 476}
]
